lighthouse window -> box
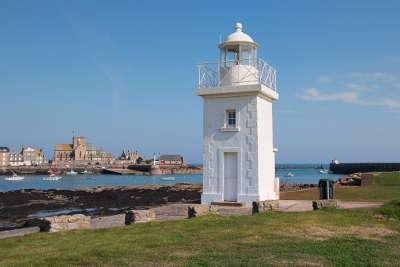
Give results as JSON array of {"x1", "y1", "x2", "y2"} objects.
[{"x1": 226, "y1": 110, "x2": 236, "y2": 128}]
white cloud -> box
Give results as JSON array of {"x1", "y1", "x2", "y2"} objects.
[
  {"x1": 344, "y1": 83, "x2": 377, "y2": 92},
  {"x1": 316, "y1": 72, "x2": 400, "y2": 92},
  {"x1": 297, "y1": 88, "x2": 400, "y2": 110},
  {"x1": 298, "y1": 72, "x2": 400, "y2": 111},
  {"x1": 359, "y1": 98, "x2": 400, "y2": 109},
  {"x1": 349, "y1": 72, "x2": 398, "y2": 83},
  {"x1": 297, "y1": 88, "x2": 359, "y2": 103}
]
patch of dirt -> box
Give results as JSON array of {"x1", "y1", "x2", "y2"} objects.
[
  {"x1": 346, "y1": 226, "x2": 398, "y2": 241},
  {"x1": 274, "y1": 255, "x2": 326, "y2": 267},
  {"x1": 170, "y1": 250, "x2": 197, "y2": 258},
  {"x1": 240, "y1": 235, "x2": 262, "y2": 244},
  {"x1": 277, "y1": 225, "x2": 398, "y2": 241}
]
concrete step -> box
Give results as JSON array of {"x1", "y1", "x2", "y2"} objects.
[
  {"x1": 215, "y1": 207, "x2": 252, "y2": 216},
  {"x1": 210, "y1": 202, "x2": 245, "y2": 207}
]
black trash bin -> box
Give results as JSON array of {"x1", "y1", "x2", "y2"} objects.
[{"x1": 318, "y1": 179, "x2": 333, "y2": 199}]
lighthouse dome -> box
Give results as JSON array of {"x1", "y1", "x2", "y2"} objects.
[{"x1": 222, "y1": 22, "x2": 257, "y2": 46}]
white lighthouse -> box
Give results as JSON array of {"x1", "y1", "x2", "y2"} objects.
[{"x1": 197, "y1": 22, "x2": 279, "y2": 206}]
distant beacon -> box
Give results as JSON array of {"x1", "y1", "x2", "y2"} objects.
[{"x1": 197, "y1": 22, "x2": 279, "y2": 206}]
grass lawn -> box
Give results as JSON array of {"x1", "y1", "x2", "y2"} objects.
[
  {"x1": 0, "y1": 208, "x2": 399, "y2": 266},
  {"x1": 281, "y1": 172, "x2": 400, "y2": 201},
  {"x1": 0, "y1": 173, "x2": 399, "y2": 266}
]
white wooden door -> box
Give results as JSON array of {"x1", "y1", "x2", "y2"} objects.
[{"x1": 223, "y1": 152, "x2": 238, "y2": 202}]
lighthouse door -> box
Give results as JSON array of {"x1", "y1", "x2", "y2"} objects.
[{"x1": 223, "y1": 152, "x2": 238, "y2": 202}]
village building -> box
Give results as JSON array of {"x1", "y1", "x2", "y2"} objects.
[
  {"x1": 119, "y1": 149, "x2": 141, "y2": 163},
  {"x1": 54, "y1": 135, "x2": 113, "y2": 165},
  {"x1": 197, "y1": 23, "x2": 279, "y2": 206},
  {"x1": 9, "y1": 152, "x2": 24, "y2": 166},
  {"x1": 113, "y1": 149, "x2": 142, "y2": 167},
  {"x1": 21, "y1": 146, "x2": 46, "y2": 166},
  {"x1": 0, "y1": 147, "x2": 10, "y2": 167},
  {"x1": 2, "y1": 146, "x2": 46, "y2": 167},
  {"x1": 159, "y1": 155, "x2": 184, "y2": 166}
]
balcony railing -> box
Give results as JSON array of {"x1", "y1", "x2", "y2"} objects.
[{"x1": 198, "y1": 58, "x2": 277, "y2": 91}]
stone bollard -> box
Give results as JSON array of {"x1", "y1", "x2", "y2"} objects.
[
  {"x1": 187, "y1": 205, "x2": 210, "y2": 218},
  {"x1": 312, "y1": 199, "x2": 338, "y2": 210},
  {"x1": 44, "y1": 214, "x2": 91, "y2": 233},
  {"x1": 126, "y1": 209, "x2": 156, "y2": 224},
  {"x1": 252, "y1": 200, "x2": 279, "y2": 214}
]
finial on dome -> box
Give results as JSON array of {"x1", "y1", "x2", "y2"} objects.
[{"x1": 235, "y1": 22, "x2": 243, "y2": 32}]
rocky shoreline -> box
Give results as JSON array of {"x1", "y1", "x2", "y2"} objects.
[
  {"x1": 0, "y1": 183, "x2": 202, "y2": 230},
  {"x1": 1, "y1": 177, "x2": 363, "y2": 230}
]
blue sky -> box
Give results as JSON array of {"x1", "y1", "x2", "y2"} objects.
[{"x1": 1, "y1": 0, "x2": 399, "y2": 163}]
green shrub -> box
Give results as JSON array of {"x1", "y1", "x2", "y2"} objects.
[{"x1": 377, "y1": 199, "x2": 400, "y2": 220}]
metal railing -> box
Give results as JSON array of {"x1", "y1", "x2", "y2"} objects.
[{"x1": 198, "y1": 58, "x2": 277, "y2": 91}]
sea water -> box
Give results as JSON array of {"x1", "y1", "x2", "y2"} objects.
[{"x1": 0, "y1": 164, "x2": 342, "y2": 192}]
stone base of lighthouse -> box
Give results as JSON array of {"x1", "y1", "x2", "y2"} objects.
[{"x1": 201, "y1": 191, "x2": 279, "y2": 207}]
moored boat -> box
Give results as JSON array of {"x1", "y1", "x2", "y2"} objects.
[
  {"x1": 43, "y1": 174, "x2": 62, "y2": 181},
  {"x1": 80, "y1": 169, "x2": 92, "y2": 174},
  {"x1": 161, "y1": 176, "x2": 175, "y2": 181},
  {"x1": 5, "y1": 171, "x2": 24, "y2": 181},
  {"x1": 66, "y1": 169, "x2": 77, "y2": 175}
]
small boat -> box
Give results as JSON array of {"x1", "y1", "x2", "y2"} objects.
[
  {"x1": 161, "y1": 176, "x2": 175, "y2": 181},
  {"x1": 43, "y1": 174, "x2": 62, "y2": 181},
  {"x1": 319, "y1": 169, "x2": 329, "y2": 174},
  {"x1": 80, "y1": 169, "x2": 92, "y2": 174},
  {"x1": 5, "y1": 171, "x2": 24, "y2": 181},
  {"x1": 66, "y1": 169, "x2": 77, "y2": 175},
  {"x1": 285, "y1": 172, "x2": 294, "y2": 177}
]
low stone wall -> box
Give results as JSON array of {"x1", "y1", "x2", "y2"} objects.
[
  {"x1": 188, "y1": 205, "x2": 212, "y2": 218},
  {"x1": 44, "y1": 214, "x2": 91, "y2": 233},
  {"x1": 2, "y1": 199, "x2": 369, "y2": 239},
  {"x1": 0, "y1": 227, "x2": 40, "y2": 240},
  {"x1": 312, "y1": 200, "x2": 338, "y2": 210},
  {"x1": 252, "y1": 200, "x2": 279, "y2": 214},
  {"x1": 126, "y1": 210, "x2": 156, "y2": 224},
  {"x1": 90, "y1": 214, "x2": 126, "y2": 230}
]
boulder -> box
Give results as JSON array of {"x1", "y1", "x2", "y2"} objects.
[
  {"x1": 312, "y1": 199, "x2": 338, "y2": 210},
  {"x1": 187, "y1": 205, "x2": 210, "y2": 218},
  {"x1": 126, "y1": 209, "x2": 156, "y2": 224},
  {"x1": 44, "y1": 214, "x2": 91, "y2": 232},
  {"x1": 252, "y1": 200, "x2": 279, "y2": 214}
]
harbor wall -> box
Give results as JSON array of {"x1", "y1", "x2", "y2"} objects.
[{"x1": 330, "y1": 162, "x2": 400, "y2": 174}]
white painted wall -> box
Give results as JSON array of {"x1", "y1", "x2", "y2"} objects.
[
  {"x1": 257, "y1": 97, "x2": 278, "y2": 200},
  {"x1": 200, "y1": 86, "x2": 278, "y2": 206},
  {"x1": 202, "y1": 95, "x2": 257, "y2": 204}
]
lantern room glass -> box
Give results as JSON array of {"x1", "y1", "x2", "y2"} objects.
[{"x1": 220, "y1": 44, "x2": 257, "y2": 67}]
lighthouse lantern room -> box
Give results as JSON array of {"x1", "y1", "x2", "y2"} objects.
[{"x1": 197, "y1": 22, "x2": 279, "y2": 206}]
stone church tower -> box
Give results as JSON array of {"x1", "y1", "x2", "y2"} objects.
[{"x1": 197, "y1": 22, "x2": 279, "y2": 206}]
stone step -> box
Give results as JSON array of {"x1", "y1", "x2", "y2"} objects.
[
  {"x1": 215, "y1": 207, "x2": 252, "y2": 216},
  {"x1": 211, "y1": 202, "x2": 245, "y2": 207}
]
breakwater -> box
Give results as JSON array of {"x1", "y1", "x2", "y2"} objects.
[{"x1": 330, "y1": 162, "x2": 400, "y2": 174}]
